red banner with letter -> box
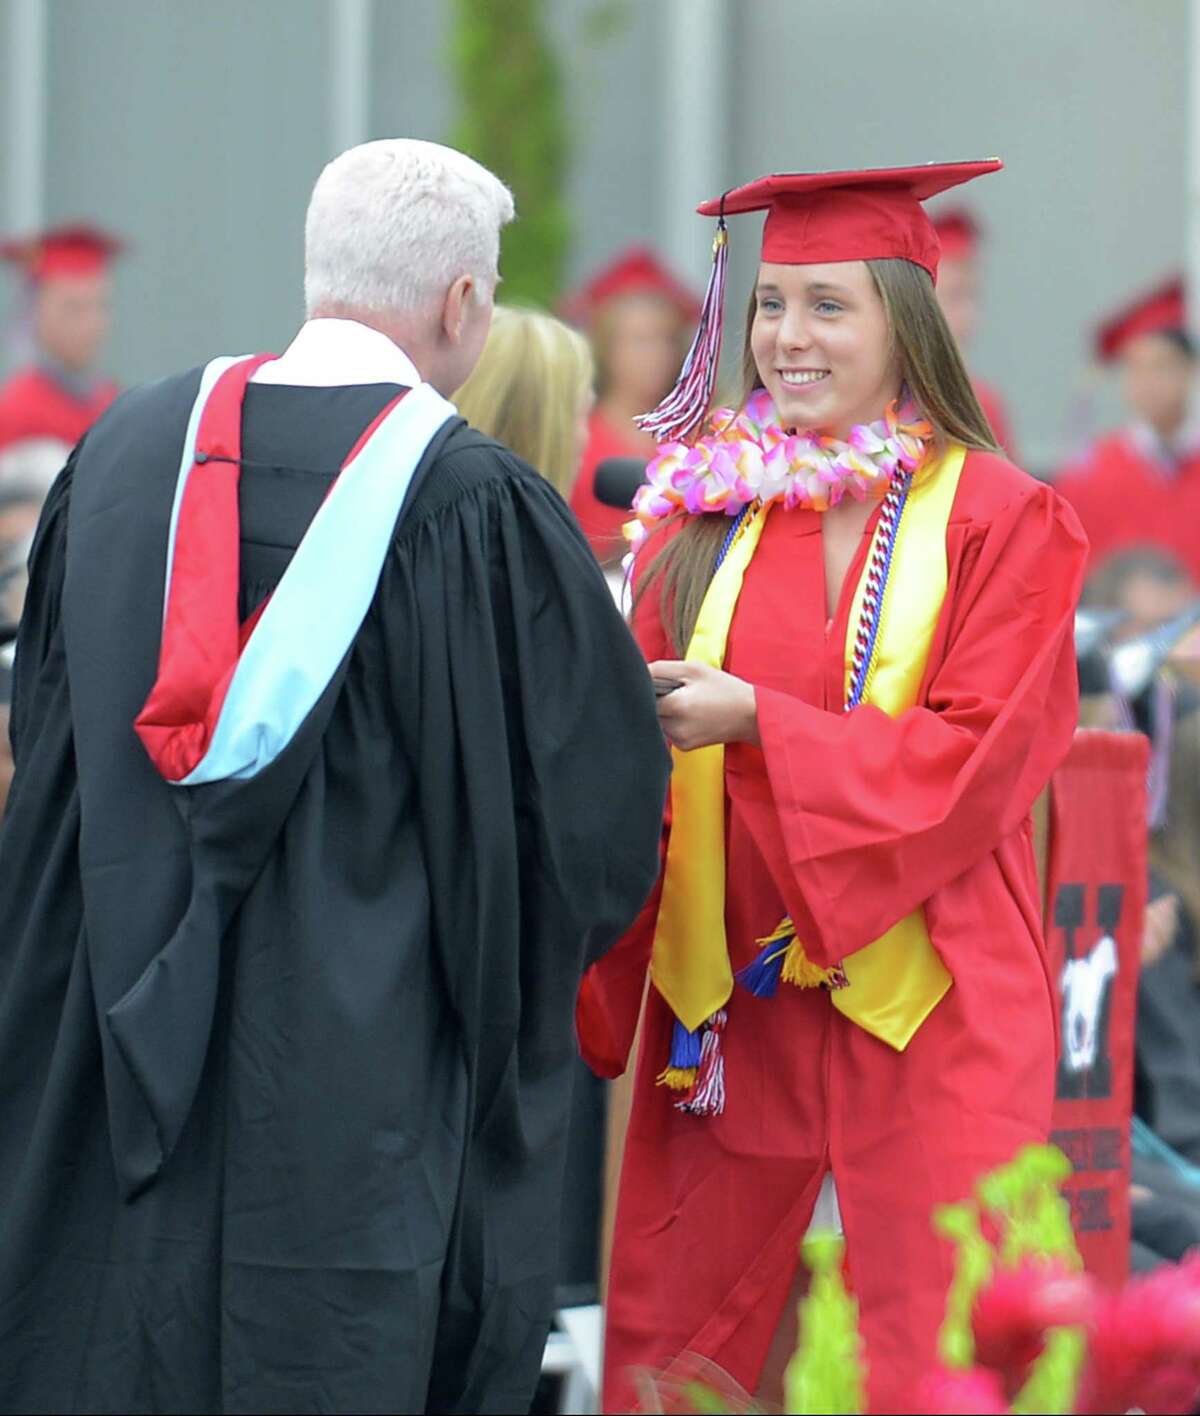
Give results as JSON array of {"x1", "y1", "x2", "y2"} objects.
[{"x1": 1045, "y1": 729, "x2": 1148, "y2": 1289}]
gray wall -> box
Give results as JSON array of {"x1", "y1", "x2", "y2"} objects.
[
  {"x1": 40, "y1": 0, "x2": 332, "y2": 379},
  {"x1": 727, "y1": 0, "x2": 1189, "y2": 466},
  {"x1": 1, "y1": 0, "x2": 1191, "y2": 470}
]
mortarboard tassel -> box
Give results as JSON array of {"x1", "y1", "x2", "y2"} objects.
[{"x1": 634, "y1": 213, "x2": 729, "y2": 444}]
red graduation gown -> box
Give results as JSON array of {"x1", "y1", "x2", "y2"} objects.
[
  {"x1": 0, "y1": 364, "x2": 118, "y2": 455},
  {"x1": 577, "y1": 451, "x2": 1087, "y2": 1414},
  {"x1": 569, "y1": 410, "x2": 645, "y2": 562},
  {"x1": 1054, "y1": 428, "x2": 1200, "y2": 581}
]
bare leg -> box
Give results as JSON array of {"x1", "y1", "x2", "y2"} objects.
[{"x1": 754, "y1": 1259, "x2": 810, "y2": 1408}]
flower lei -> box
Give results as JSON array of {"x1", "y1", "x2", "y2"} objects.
[{"x1": 628, "y1": 387, "x2": 933, "y2": 548}]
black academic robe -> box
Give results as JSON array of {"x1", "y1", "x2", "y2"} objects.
[{"x1": 0, "y1": 370, "x2": 669, "y2": 1415}]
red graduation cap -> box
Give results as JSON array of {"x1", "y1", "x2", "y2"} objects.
[
  {"x1": 0, "y1": 223, "x2": 124, "y2": 283},
  {"x1": 560, "y1": 245, "x2": 701, "y2": 327},
  {"x1": 640, "y1": 160, "x2": 1003, "y2": 442},
  {"x1": 930, "y1": 208, "x2": 982, "y2": 262},
  {"x1": 1095, "y1": 277, "x2": 1186, "y2": 362}
]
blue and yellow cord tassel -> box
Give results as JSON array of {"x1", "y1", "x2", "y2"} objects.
[
  {"x1": 735, "y1": 917, "x2": 843, "y2": 997},
  {"x1": 658, "y1": 1017, "x2": 703, "y2": 1091}
]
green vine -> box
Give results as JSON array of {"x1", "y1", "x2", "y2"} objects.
[{"x1": 448, "y1": 0, "x2": 570, "y2": 307}]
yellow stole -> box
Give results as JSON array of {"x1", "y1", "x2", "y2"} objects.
[{"x1": 649, "y1": 443, "x2": 966, "y2": 1051}]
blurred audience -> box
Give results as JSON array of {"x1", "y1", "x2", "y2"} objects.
[
  {"x1": 0, "y1": 222, "x2": 122, "y2": 817},
  {"x1": 1078, "y1": 546, "x2": 1200, "y2": 1267},
  {"x1": 1082, "y1": 545, "x2": 1197, "y2": 641},
  {"x1": 561, "y1": 247, "x2": 698, "y2": 564},
  {"x1": 1057, "y1": 279, "x2": 1200, "y2": 579},
  {"x1": 454, "y1": 303, "x2": 594, "y2": 497},
  {"x1": 930, "y1": 208, "x2": 1018, "y2": 458},
  {"x1": 0, "y1": 480, "x2": 42, "y2": 820},
  {"x1": 0, "y1": 224, "x2": 122, "y2": 464},
  {"x1": 0, "y1": 483, "x2": 42, "y2": 620}
]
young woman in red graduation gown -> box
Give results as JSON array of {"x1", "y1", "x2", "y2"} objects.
[
  {"x1": 563, "y1": 249, "x2": 699, "y2": 564},
  {"x1": 0, "y1": 225, "x2": 120, "y2": 459},
  {"x1": 1055, "y1": 278, "x2": 1200, "y2": 582},
  {"x1": 576, "y1": 162, "x2": 1088, "y2": 1414},
  {"x1": 931, "y1": 208, "x2": 1018, "y2": 460}
]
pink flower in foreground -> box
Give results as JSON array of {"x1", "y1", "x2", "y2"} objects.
[
  {"x1": 1076, "y1": 1254, "x2": 1200, "y2": 1416},
  {"x1": 971, "y1": 1259, "x2": 1095, "y2": 1397},
  {"x1": 917, "y1": 1365, "x2": 1007, "y2": 1415}
]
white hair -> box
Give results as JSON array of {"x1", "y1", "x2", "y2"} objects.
[{"x1": 304, "y1": 139, "x2": 515, "y2": 318}]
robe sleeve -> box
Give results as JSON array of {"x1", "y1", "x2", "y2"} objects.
[
  {"x1": 575, "y1": 527, "x2": 676, "y2": 1077},
  {"x1": 391, "y1": 455, "x2": 669, "y2": 990},
  {"x1": 387, "y1": 448, "x2": 670, "y2": 1411},
  {"x1": 726, "y1": 479, "x2": 1088, "y2": 967},
  {"x1": 8, "y1": 451, "x2": 75, "y2": 771}
]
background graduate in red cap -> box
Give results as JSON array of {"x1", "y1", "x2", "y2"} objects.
[
  {"x1": 1055, "y1": 278, "x2": 1200, "y2": 580},
  {"x1": 575, "y1": 160, "x2": 1087, "y2": 1413},
  {"x1": 0, "y1": 223, "x2": 123, "y2": 468},
  {"x1": 930, "y1": 208, "x2": 1018, "y2": 459},
  {"x1": 562, "y1": 246, "x2": 699, "y2": 562}
]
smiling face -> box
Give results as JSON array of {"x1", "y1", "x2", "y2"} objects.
[{"x1": 749, "y1": 260, "x2": 901, "y2": 436}]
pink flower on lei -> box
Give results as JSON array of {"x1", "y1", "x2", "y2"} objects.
[
  {"x1": 627, "y1": 433, "x2": 758, "y2": 551},
  {"x1": 684, "y1": 439, "x2": 764, "y2": 515},
  {"x1": 628, "y1": 389, "x2": 934, "y2": 542}
]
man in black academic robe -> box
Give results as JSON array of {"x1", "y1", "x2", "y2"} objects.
[{"x1": 0, "y1": 142, "x2": 669, "y2": 1415}]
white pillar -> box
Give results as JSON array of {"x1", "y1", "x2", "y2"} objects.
[
  {"x1": 659, "y1": 0, "x2": 729, "y2": 284},
  {"x1": 1187, "y1": 0, "x2": 1200, "y2": 343},
  {"x1": 6, "y1": 0, "x2": 48, "y2": 230},
  {"x1": 329, "y1": 0, "x2": 372, "y2": 157}
]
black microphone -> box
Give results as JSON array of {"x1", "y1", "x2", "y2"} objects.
[{"x1": 592, "y1": 457, "x2": 648, "y2": 510}]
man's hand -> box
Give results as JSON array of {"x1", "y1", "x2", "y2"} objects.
[
  {"x1": 647, "y1": 660, "x2": 760, "y2": 751},
  {"x1": 1143, "y1": 892, "x2": 1180, "y2": 968}
]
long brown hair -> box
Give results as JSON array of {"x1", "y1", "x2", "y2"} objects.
[{"x1": 636, "y1": 258, "x2": 1001, "y2": 654}]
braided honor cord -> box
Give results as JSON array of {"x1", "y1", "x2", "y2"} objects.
[{"x1": 845, "y1": 469, "x2": 913, "y2": 710}]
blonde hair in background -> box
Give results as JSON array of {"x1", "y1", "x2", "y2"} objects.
[{"x1": 454, "y1": 305, "x2": 594, "y2": 497}]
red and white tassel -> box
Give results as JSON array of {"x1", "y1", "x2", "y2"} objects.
[
  {"x1": 677, "y1": 1009, "x2": 727, "y2": 1116},
  {"x1": 635, "y1": 220, "x2": 729, "y2": 444}
]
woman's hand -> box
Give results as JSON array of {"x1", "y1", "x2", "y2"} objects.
[{"x1": 648, "y1": 660, "x2": 760, "y2": 751}]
